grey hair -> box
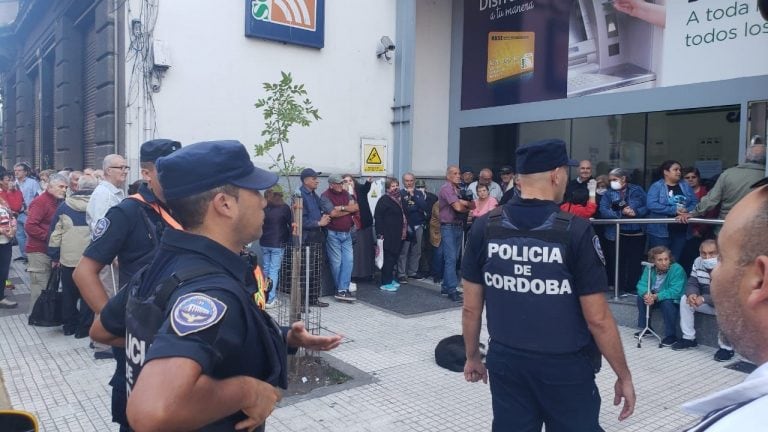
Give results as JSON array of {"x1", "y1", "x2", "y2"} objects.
[
  {"x1": 102, "y1": 154, "x2": 123, "y2": 171},
  {"x1": 401, "y1": 172, "x2": 415, "y2": 182},
  {"x1": 77, "y1": 174, "x2": 99, "y2": 191},
  {"x1": 745, "y1": 144, "x2": 766, "y2": 165},
  {"x1": 47, "y1": 173, "x2": 68, "y2": 186},
  {"x1": 608, "y1": 167, "x2": 630, "y2": 179}
]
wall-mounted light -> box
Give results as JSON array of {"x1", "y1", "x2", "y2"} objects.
[{"x1": 376, "y1": 36, "x2": 395, "y2": 61}]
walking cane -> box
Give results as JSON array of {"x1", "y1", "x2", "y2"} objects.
[{"x1": 637, "y1": 261, "x2": 663, "y2": 348}]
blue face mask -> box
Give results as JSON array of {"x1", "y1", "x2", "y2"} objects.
[{"x1": 701, "y1": 257, "x2": 718, "y2": 270}]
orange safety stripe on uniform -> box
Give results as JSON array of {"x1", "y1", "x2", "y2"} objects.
[{"x1": 128, "y1": 193, "x2": 183, "y2": 230}]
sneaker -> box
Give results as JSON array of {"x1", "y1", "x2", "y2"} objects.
[
  {"x1": 5, "y1": 280, "x2": 14, "y2": 290},
  {"x1": 409, "y1": 273, "x2": 425, "y2": 280},
  {"x1": 0, "y1": 298, "x2": 18, "y2": 308},
  {"x1": 334, "y1": 291, "x2": 356, "y2": 302},
  {"x1": 309, "y1": 299, "x2": 330, "y2": 308},
  {"x1": 714, "y1": 348, "x2": 735, "y2": 362},
  {"x1": 391, "y1": 280, "x2": 401, "y2": 288},
  {"x1": 397, "y1": 276, "x2": 409, "y2": 284},
  {"x1": 265, "y1": 299, "x2": 278, "y2": 309},
  {"x1": 448, "y1": 292, "x2": 463, "y2": 302},
  {"x1": 379, "y1": 283, "x2": 398, "y2": 292},
  {"x1": 672, "y1": 338, "x2": 698, "y2": 350},
  {"x1": 661, "y1": 336, "x2": 677, "y2": 347}
]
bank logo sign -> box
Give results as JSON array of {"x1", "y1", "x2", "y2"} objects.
[{"x1": 245, "y1": 0, "x2": 325, "y2": 48}]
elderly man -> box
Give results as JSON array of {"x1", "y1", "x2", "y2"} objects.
[
  {"x1": 681, "y1": 178, "x2": 768, "y2": 430},
  {"x1": 13, "y1": 162, "x2": 41, "y2": 263},
  {"x1": 462, "y1": 139, "x2": 634, "y2": 431},
  {"x1": 397, "y1": 172, "x2": 429, "y2": 283},
  {"x1": 298, "y1": 167, "x2": 331, "y2": 307},
  {"x1": 48, "y1": 174, "x2": 98, "y2": 336},
  {"x1": 468, "y1": 168, "x2": 503, "y2": 201},
  {"x1": 682, "y1": 144, "x2": 766, "y2": 226},
  {"x1": 25, "y1": 173, "x2": 68, "y2": 314},
  {"x1": 499, "y1": 166, "x2": 515, "y2": 192},
  {"x1": 87, "y1": 153, "x2": 129, "y2": 231},
  {"x1": 320, "y1": 174, "x2": 359, "y2": 302},
  {"x1": 438, "y1": 166, "x2": 475, "y2": 302},
  {"x1": 565, "y1": 159, "x2": 593, "y2": 203},
  {"x1": 91, "y1": 140, "x2": 341, "y2": 431}
]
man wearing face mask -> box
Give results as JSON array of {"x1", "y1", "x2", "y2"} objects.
[{"x1": 671, "y1": 239, "x2": 735, "y2": 362}]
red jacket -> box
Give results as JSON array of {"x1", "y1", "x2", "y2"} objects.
[
  {"x1": 0, "y1": 188, "x2": 23, "y2": 214},
  {"x1": 560, "y1": 201, "x2": 597, "y2": 219},
  {"x1": 25, "y1": 191, "x2": 61, "y2": 253}
]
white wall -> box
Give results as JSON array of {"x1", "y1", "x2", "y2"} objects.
[
  {"x1": 412, "y1": 0, "x2": 452, "y2": 176},
  {"x1": 124, "y1": 0, "x2": 396, "y2": 177}
]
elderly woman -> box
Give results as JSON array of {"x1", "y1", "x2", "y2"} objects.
[
  {"x1": 374, "y1": 177, "x2": 407, "y2": 292},
  {"x1": 646, "y1": 160, "x2": 698, "y2": 261},
  {"x1": 598, "y1": 168, "x2": 648, "y2": 294},
  {"x1": 635, "y1": 246, "x2": 685, "y2": 347}
]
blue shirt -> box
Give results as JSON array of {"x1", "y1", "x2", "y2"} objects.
[
  {"x1": 16, "y1": 176, "x2": 41, "y2": 222},
  {"x1": 298, "y1": 184, "x2": 323, "y2": 230}
]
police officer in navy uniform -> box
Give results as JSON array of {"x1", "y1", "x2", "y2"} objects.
[
  {"x1": 461, "y1": 139, "x2": 636, "y2": 431},
  {"x1": 91, "y1": 140, "x2": 342, "y2": 431},
  {"x1": 74, "y1": 139, "x2": 181, "y2": 431}
]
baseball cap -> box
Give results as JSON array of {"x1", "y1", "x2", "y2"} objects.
[
  {"x1": 328, "y1": 174, "x2": 344, "y2": 184},
  {"x1": 140, "y1": 139, "x2": 181, "y2": 163},
  {"x1": 415, "y1": 179, "x2": 426, "y2": 188},
  {"x1": 157, "y1": 140, "x2": 278, "y2": 201},
  {"x1": 461, "y1": 166, "x2": 473, "y2": 175},
  {"x1": 300, "y1": 168, "x2": 321, "y2": 181},
  {"x1": 269, "y1": 184, "x2": 284, "y2": 195},
  {"x1": 499, "y1": 166, "x2": 514, "y2": 175},
  {"x1": 515, "y1": 139, "x2": 578, "y2": 174}
]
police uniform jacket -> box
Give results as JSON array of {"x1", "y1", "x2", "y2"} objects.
[
  {"x1": 461, "y1": 196, "x2": 607, "y2": 355},
  {"x1": 101, "y1": 229, "x2": 289, "y2": 431}
]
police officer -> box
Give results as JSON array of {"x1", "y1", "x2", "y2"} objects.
[
  {"x1": 74, "y1": 139, "x2": 181, "y2": 431},
  {"x1": 91, "y1": 140, "x2": 342, "y2": 431},
  {"x1": 461, "y1": 139, "x2": 636, "y2": 431}
]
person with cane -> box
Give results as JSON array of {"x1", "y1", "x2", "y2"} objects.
[{"x1": 634, "y1": 246, "x2": 685, "y2": 347}]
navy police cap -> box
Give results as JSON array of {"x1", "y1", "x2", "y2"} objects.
[
  {"x1": 140, "y1": 139, "x2": 181, "y2": 163},
  {"x1": 515, "y1": 139, "x2": 578, "y2": 174},
  {"x1": 157, "y1": 140, "x2": 278, "y2": 201}
]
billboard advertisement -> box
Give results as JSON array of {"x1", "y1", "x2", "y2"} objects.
[
  {"x1": 461, "y1": 0, "x2": 768, "y2": 111},
  {"x1": 245, "y1": 0, "x2": 325, "y2": 48}
]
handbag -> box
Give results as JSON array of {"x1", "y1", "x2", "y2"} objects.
[
  {"x1": 375, "y1": 236, "x2": 384, "y2": 269},
  {"x1": 28, "y1": 267, "x2": 63, "y2": 327}
]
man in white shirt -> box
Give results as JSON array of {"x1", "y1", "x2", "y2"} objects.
[
  {"x1": 681, "y1": 177, "x2": 768, "y2": 431},
  {"x1": 467, "y1": 168, "x2": 503, "y2": 201},
  {"x1": 86, "y1": 154, "x2": 128, "y2": 232}
]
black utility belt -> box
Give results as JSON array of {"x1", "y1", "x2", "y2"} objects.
[{"x1": 440, "y1": 222, "x2": 463, "y2": 226}]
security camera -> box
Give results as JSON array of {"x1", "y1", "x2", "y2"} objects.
[
  {"x1": 377, "y1": 36, "x2": 396, "y2": 60},
  {"x1": 380, "y1": 36, "x2": 395, "y2": 51}
]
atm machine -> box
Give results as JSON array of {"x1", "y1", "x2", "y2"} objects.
[{"x1": 567, "y1": 0, "x2": 658, "y2": 97}]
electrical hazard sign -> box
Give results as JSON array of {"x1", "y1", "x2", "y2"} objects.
[{"x1": 361, "y1": 139, "x2": 388, "y2": 176}]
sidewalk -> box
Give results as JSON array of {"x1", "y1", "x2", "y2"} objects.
[{"x1": 0, "y1": 253, "x2": 749, "y2": 431}]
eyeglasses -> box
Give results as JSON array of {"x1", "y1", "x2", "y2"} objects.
[{"x1": 108, "y1": 166, "x2": 130, "y2": 171}]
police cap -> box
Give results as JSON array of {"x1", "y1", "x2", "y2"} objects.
[
  {"x1": 157, "y1": 140, "x2": 278, "y2": 200},
  {"x1": 515, "y1": 139, "x2": 578, "y2": 174},
  {"x1": 140, "y1": 139, "x2": 181, "y2": 163}
]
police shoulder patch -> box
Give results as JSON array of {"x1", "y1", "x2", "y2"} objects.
[
  {"x1": 170, "y1": 293, "x2": 228, "y2": 337},
  {"x1": 91, "y1": 218, "x2": 110, "y2": 241},
  {"x1": 592, "y1": 235, "x2": 606, "y2": 266}
]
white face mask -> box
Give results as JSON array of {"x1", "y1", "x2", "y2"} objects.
[
  {"x1": 596, "y1": 188, "x2": 607, "y2": 196},
  {"x1": 701, "y1": 257, "x2": 718, "y2": 269},
  {"x1": 610, "y1": 180, "x2": 622, "y2": 191}
]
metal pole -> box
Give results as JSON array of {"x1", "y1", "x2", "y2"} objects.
[
  {"x1": 614, "y1": 223, "x2": 620, "y2": 300},
  {"x1": 305, "y1": 245, "x2": 310, "y2": 318}
]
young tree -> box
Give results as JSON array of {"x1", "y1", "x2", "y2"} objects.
[{"x1": 254, "y1": 71, "x2": 321, "y2": 193}]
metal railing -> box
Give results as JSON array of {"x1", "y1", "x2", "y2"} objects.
[{"x1": 589, "y1": 217, "x2": 724, "y2": 300}]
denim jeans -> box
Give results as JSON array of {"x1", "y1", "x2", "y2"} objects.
[
  {"x1": 326, "y1": 230, "x2": 353, "y2": 293},
  {"x1": 440, "y1": 225, "x2": 463, "y2": 293},
  {"x1": 16, "y1": 217, "x2": 27, "y2": 259},
  {"x1": 261, "y1": 246, "x2": 284, "y2": 303},
  {"x1": 431, "y1": 242, "x2": 444, "y2": 280}
]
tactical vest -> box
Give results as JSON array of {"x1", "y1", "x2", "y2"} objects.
[
  {"x1": 124, "y1": 262, "x2": 287, "y2": 399},
  {"x1": 482, "y1": 207, "x2": 592, "y2": 354}
]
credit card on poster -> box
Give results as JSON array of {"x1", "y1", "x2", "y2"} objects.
[{"x1": 486, "y1": 31, "x2": 535, "y2": 83}]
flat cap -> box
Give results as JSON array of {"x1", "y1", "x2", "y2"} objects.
[
  {"x1": 157, "y1": 140, "x2": 278, "y2": 200},
  {"x1": 140, "y1": 139, "x2": 181, "y2": 163},
  {"x1": 328, "y1": 174, "x2": 344, "y2": 184},
  {"x1": 515, "y1": 139, "x2": 578, "y2": 174}
]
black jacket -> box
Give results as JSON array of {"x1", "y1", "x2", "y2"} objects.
[{"x1": 374, "y1": 195, "x2": 405, "y2": 254}]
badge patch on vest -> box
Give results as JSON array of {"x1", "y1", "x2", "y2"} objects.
[
  {"x1": 91, "y1": 218, "x2": 110, "y2": 241},
  {"x1": 170, "y1": 293, "x2": 227, "y2": 336},
  {"x1": 592, "y1": 235, "x2": 606, "y2": 266}
]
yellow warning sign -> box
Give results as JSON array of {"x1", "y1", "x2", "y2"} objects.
[
  {"x1": 366, "y1": 147, "x2": 382, "y2": 164},
  {"x1": 361, "y1": 140, "x2": 388, "y2": 175}
]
